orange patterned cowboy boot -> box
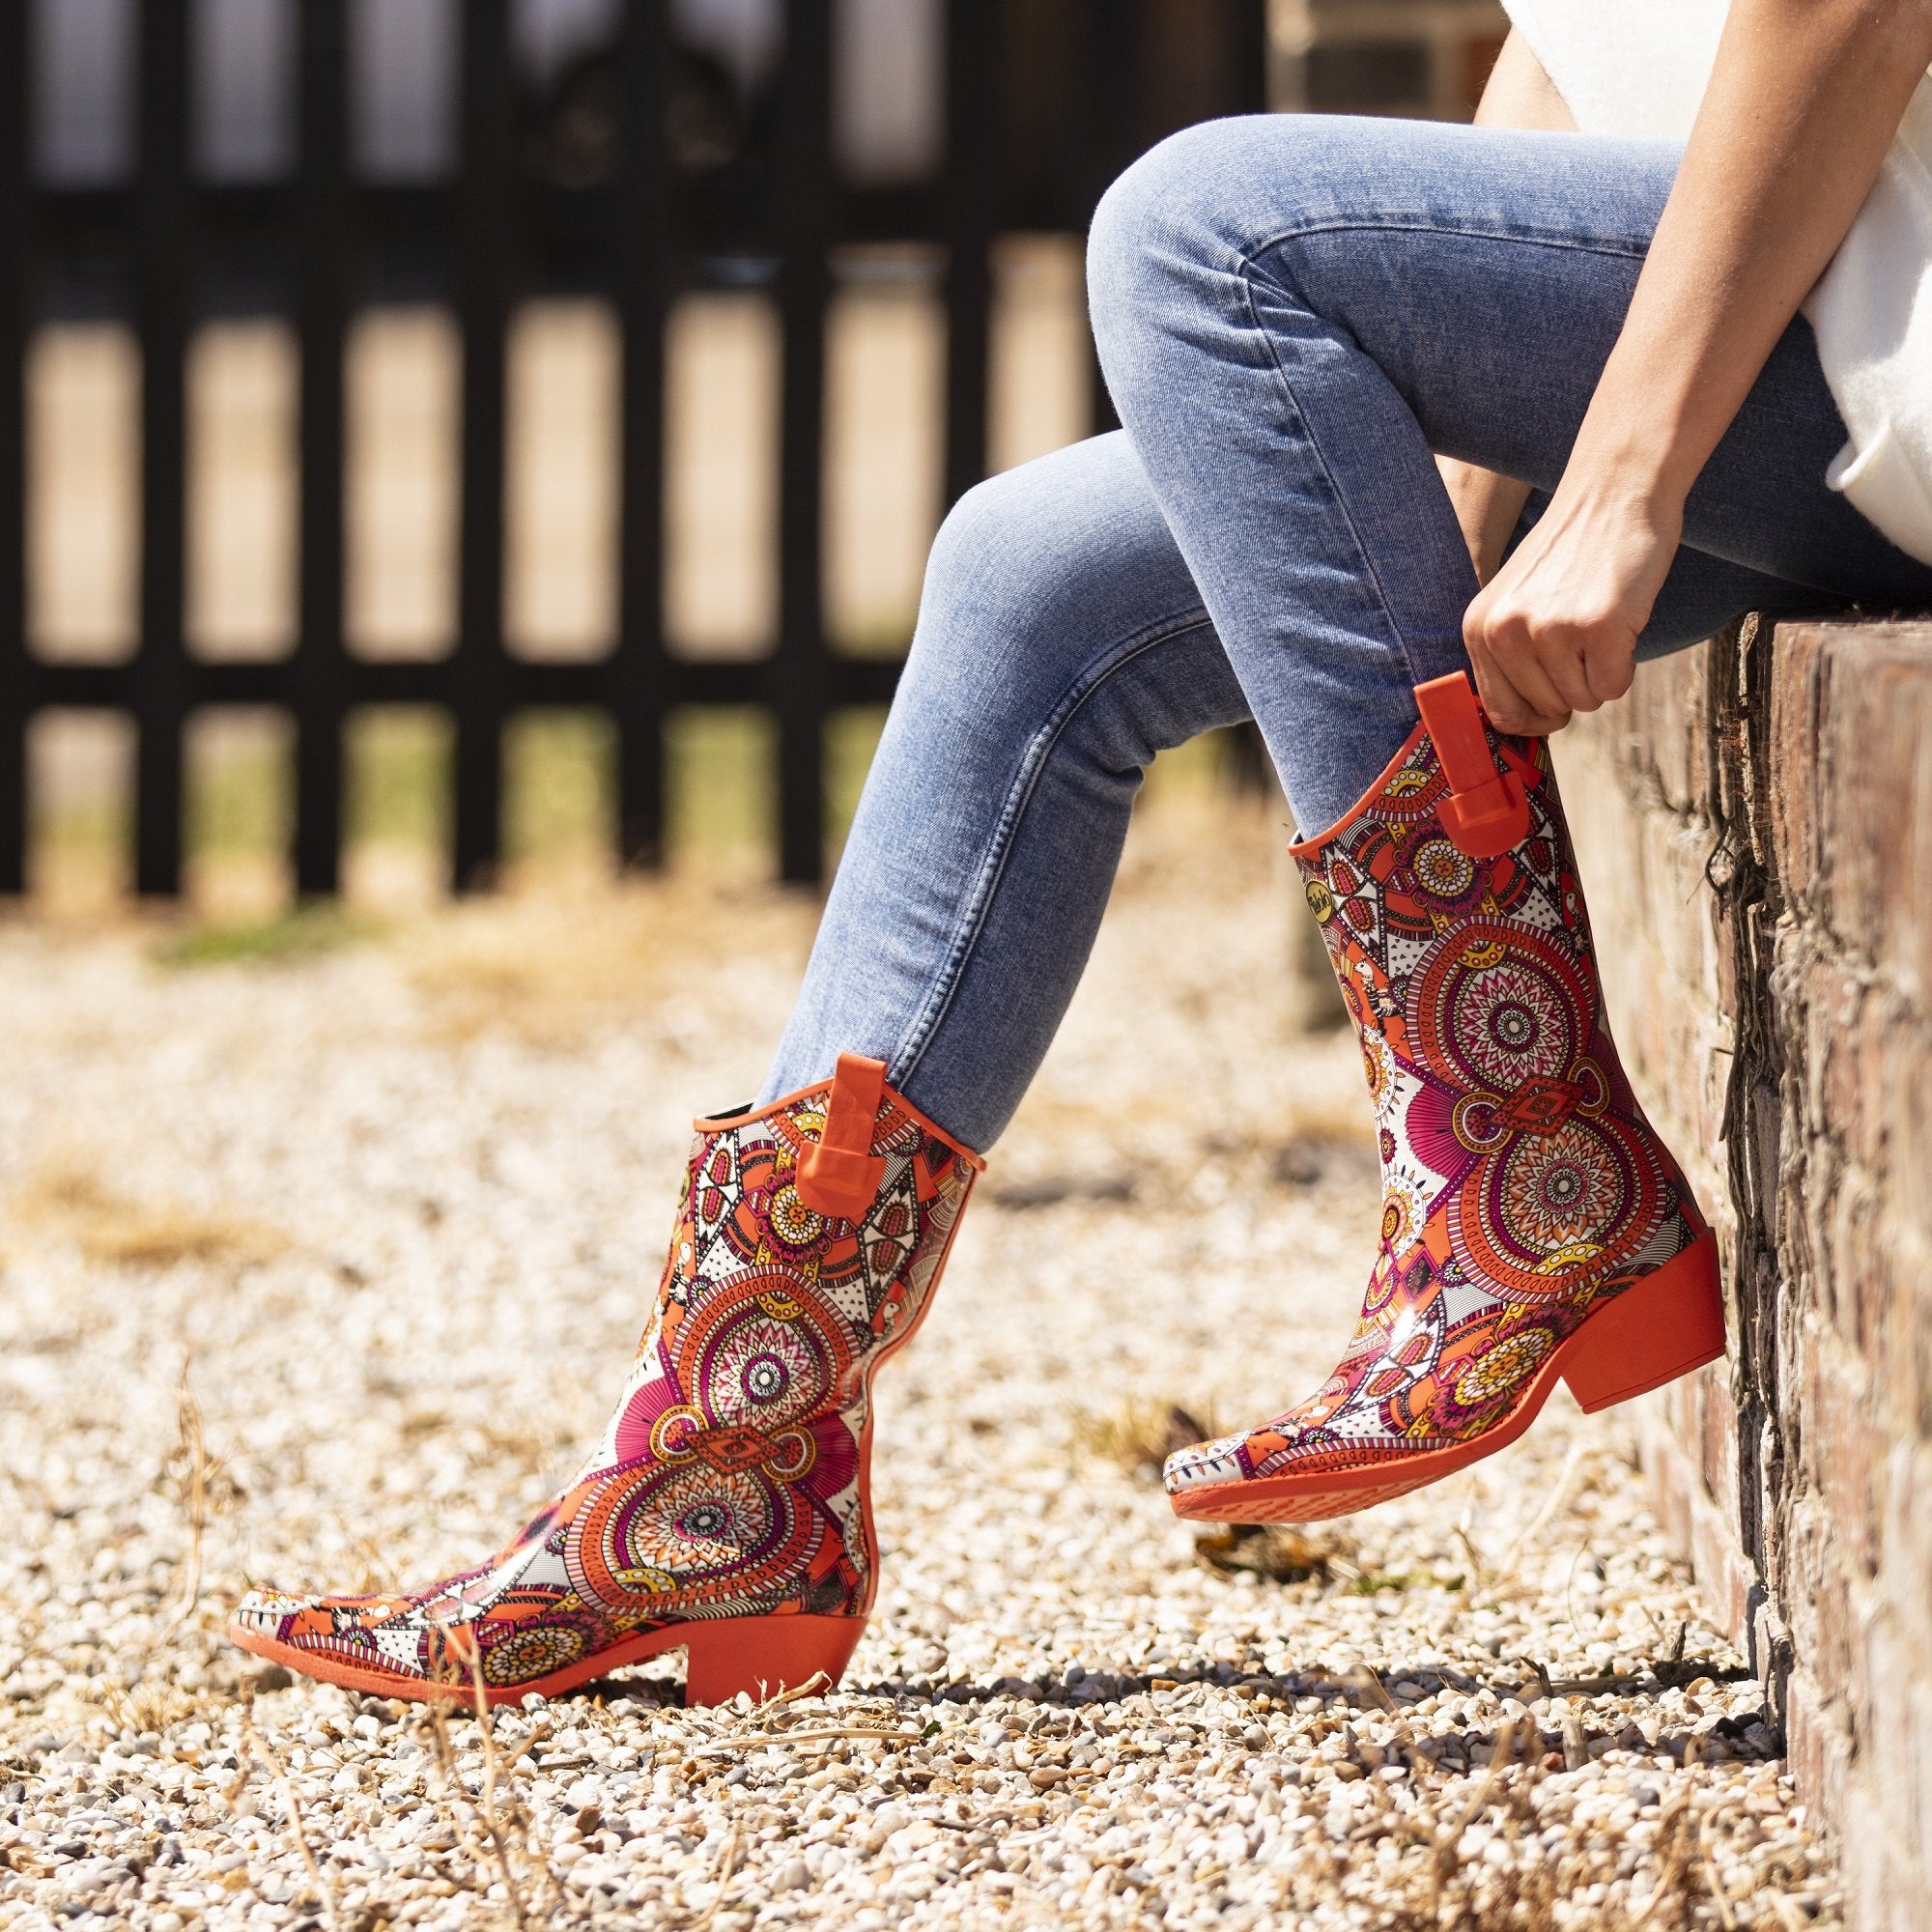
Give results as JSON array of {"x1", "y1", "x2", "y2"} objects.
[
  {"x1": 231, "y1": 1054, "x2": 980, "y2": 1706},
  {"x1": 1166, "y1": 672, "x2": 1724, "y2": 1522}
]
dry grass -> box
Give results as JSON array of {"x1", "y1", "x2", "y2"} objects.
[
  {"x1": 415, "y1": 1655, "x2": 568, "y2": 1932},
  {"x1": 1072, "y1": 1396, "x2": 1226, "y2": 1481},
  {"x1": 240, "y1": 1702, "x2": 344, "y2": 1932},
  {"x1": 11, "y1": 1152, "x2": 289, "y2": 1270},
  {"x1": 400, "y1": 871, "x2": 815, "y2": 1050},
  {"x1": 163, "y1": 1364, "x2": 241, "y2": 1625}
]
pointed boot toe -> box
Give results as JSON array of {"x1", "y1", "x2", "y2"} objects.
[{"x1": 229, "y1": 1055, "x2": 981, "y2": 1707}]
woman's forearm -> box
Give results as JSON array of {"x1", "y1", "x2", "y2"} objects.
[
  {"x1": 1466, "y1": 0, "x2": 1932, "y2": 733},
  {"x1": 1574, "y1": 0, "x2": 1932, "y2": 509}
]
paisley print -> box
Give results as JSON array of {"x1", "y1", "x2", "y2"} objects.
[
  {"x1": 231, "y1": 1059, "x2": 980, "y2": 1696},
  {"x1": 1167, "y1": 700, "x2": 1706, "y2": 1507}
]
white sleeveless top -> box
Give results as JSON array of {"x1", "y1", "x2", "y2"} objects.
[{"x1": 1503, "y1": 0, "x2": 1932, "y2": 566}]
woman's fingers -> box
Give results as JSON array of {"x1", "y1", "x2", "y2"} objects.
[
  {"x1": 1467, "y1": 632, "x2": 1570, "y2": 735},
  {"x1": 1581, "y1": 629, "x2": 1639, "y2": 705},
  {"x1": 1458, "y1": 474, "x2": 1668, "y2": 738},
  {"x1": 1467, "y1": 601, "x2": 1575, "y2": 725}
]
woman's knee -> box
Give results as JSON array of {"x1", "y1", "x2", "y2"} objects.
[
  {"x1": 908, "y1": 434, "x2": 1197, "y2": 708},
  {"x1": 1089, "y1": 121, "x2": 1236, "y2": 343},
  {"x1": 1087, "y1": 114, "x2": 1399, "y2": 371},
  {"x1": 1087, "y1": 117, "x2": 1330, "y2": 341}
]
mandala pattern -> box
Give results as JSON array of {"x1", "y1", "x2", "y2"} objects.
[
  {"x1": 1166, "y1": 696, "x2": 1707, "y2": 1503},
  {"x1": 232, "y1": 1058, "x2": 980, "y2": 1694}
]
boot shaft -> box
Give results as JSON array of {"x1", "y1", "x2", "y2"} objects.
[
  {"x1": 609, "y1": 1061, "x2": 980, "y2": 1470},
  {"x1": 1292, "y1": 676, "x2": 1707, "y2": 1301}
]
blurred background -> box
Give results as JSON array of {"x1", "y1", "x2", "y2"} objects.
[{"x1": 0, "y1": 0, "x2": 1505, "y2": 923}]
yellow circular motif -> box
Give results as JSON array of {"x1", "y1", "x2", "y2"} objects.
[
  {"x1": 607, "y1": 1562, "x2": 677, "y2": 1597},
  {"x1": 1458, "y1": 938, "x2": 1510, "y2": 971},
  {"x1": 1451, "y1": 1328, "x2": 1553, "y2": 1405},
  {"x1": 648, "y1": 1403, "x2": 704, "y2": 1461},
  {"x1": 767, "y1": 1184, "x2": 825, "y2": 1249},
  {"x1": 1451, "y1": 1092, "x2": 1508, "y2": 1151},
  {"x1": 1533, "y1": 1240, "x2": 1604, "y2": 1274},
  {"x1": 765, "y1": 1427, "x2": 818, "y2": 1482}
]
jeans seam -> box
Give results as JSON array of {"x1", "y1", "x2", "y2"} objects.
[
  {"x1": 890, "y1": 610, "x2": 1220, "y2": 1095},
  {"x1": 1240, "y1": 216, "x2": 1653, "y2": 267},
  {"x1": 1230, "y1": 250, "x2": 1429, "y2": 691},
  {"x1": 1213, "y1": 223, "x2": 1655, "y2": 676}
]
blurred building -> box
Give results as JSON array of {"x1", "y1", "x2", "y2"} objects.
[
  {"x1": 36, "y1": 0, "x2": 1505, "y2": 191},
  {"x1": 33, "y1": 0, "x2": 942, "y2": 185},
  {"x1": 1268, "y1": 0, "x2": 1507, "y2": 120}
]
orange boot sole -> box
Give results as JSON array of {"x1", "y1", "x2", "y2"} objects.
[
  {"x1": 1170, "y1": 1232, "x2": 1725, "y2": 1524},
  {"x1": 230, "y1": 1609, "x2": 867, "y2": 1712}
]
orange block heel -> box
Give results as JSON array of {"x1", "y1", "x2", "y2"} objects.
[
  {"x1": 1559, "y1": 1232, "x2": 1725, "y2": 1412},
  {"x1": 682, "y1": 1614, "x2": 867, "y2": 1707},
  {"x1": 1166, "y1": 1232, "x2": 1728, "y2": 1523}
]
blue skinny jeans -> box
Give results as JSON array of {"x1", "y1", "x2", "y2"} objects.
[{"x1": 761, "y1": 115, "x2": 1932, "y2": 1151}]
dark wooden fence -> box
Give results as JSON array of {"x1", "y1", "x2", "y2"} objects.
[{"x1": 0, "y1": 0, "x2": 1267, "y2": 895}]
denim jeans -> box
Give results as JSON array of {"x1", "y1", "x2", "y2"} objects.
[{"x1": 761, "y1": 115, "x2": 1932, "y2": 1151}]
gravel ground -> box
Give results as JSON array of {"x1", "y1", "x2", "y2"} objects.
[{"x1": 0, "y1": 799, "x2": 1838, "y2": 1929}]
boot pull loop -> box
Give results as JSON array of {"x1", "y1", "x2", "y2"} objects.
[
  {"x1": 1413, "y1": 671, "x2": 1531, "y2": 859},
  {"x1": 796, "y1": 1052, "x2": 889, "y2": 1222}
]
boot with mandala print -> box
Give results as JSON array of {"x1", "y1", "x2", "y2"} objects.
[
  {"x1": 230, "y1": 1054, "x2": 981, "y2": 1706},
  {"x1": 1166, "y1": 671, "x2": 1725, "y2": 1523}
]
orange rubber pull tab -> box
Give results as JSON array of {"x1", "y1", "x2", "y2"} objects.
[
  {"x1": 1413, "y1": 671, "x2": 1530, "y2": 859},
  {"x1": 795, "y1": 1053, "x2": 889, "y2": 1222}
]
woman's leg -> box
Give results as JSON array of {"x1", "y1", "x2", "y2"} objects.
[
  {"x1": 760, "y1": 431, "x2": 1249, "y2": 1151},
  {"x1": 236, "y1": 431, "x2": 1255, "y2": 1705},
  {"x1": 1077, "y1": 114, "x2": 1932, "y2": 1520},
  {"x1": 1087, "y1": 114, "x2": 1932, "y2": 831}
]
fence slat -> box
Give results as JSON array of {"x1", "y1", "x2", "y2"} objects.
[
  {"x1": 942, "y1": 0, "x2": 995, "y2": 506},
  {"x1": 0, "y1": 2, "x2": 28, "y2": 894},
  {"x1": 1230, "y1": 0, "x2": 1273, "y2": 115},
  {"x1": 771, "y1": 0, "x2": 836, "y2": 885},
  {"x1": 134, "y1": 0, "x2": 193, "y2": 896},
  {"x1": 293, "y1": 0, "x2": 351, "y2": 897},
  {"x1": 1079, "y1": 0, "x2": 1142, "y2": 436},
  {"x1": 613, "y1": 0, "x2": 674, "y2": 867},
  {"x1": 453, "y1": 0, "x2": 514, "y2": 889},
  {"x1": 9, "y1": 8, "x2": 1269, "y2": 899},
  {"x1": 33, "y1": 653, "x2": 903, "y2": 712}
]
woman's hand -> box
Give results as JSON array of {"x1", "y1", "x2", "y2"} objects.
[
  {"x1": 1462, "y1": 471, "x2": 1680, "y2": 735},
  {"x1": 1450, "y1": 1, "x2": 1932, "y2": 739}
]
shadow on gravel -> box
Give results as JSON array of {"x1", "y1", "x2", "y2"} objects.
[{"x1": 821, "y1": 1659, "x2": 1778, "y2": 1769}]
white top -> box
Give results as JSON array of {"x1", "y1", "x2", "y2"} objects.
[{"x1": 1502, "y1": 0, "x2": 1932, "y2": 565}]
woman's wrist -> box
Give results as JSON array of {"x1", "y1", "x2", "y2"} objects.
[{"x1": 1557, "y1": 409, "x2": 1696, "y2": 531}]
